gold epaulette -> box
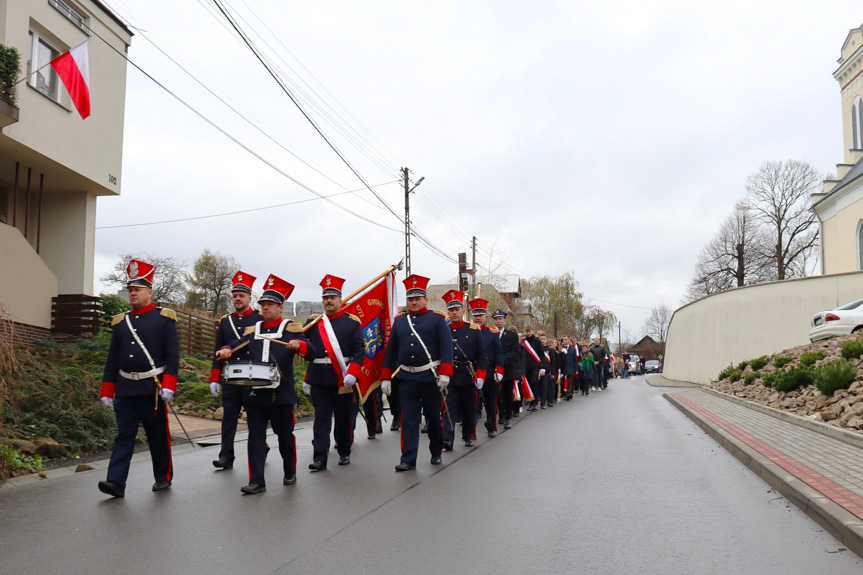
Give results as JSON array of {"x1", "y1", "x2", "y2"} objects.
[
  {"x1": 111, "y1": 312, "x2": 128, "y2": 327},
  {"x1": 306, "y1": 314, "x2": 322, "y2": 324},
  {"x1": 470, "y1": 323, "x2": 481, "y2": 330},
  {"x1": 286, "y1": 321, "x2": 303, "y2": 333},
  {"x1": 433, "y1": 310, "x2": 447, "y2": 317},
  {"x1": 395, "y1": 311, "x2": 407, "y2": 318},
  {"x1": 243, "y1": 326, "x2": 255, "y2": 336},
  {"x1": 347, "y1": 313, "x2": 361, "y2": 323},
  {"x1": 488, "y1": 326, "x2": 500, "y2": 334},
  {"x1": 219, "y1": 313, "x2": 229, "y2": 322},
  {"x1": 160, "y1": 308, "x2": 177, "y2": 321}
]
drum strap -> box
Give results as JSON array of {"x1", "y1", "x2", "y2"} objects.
[
  {"x1": 125, "y1": 314, "x2": 161, "y2": 378},
  {"x1": 254, "y1": 319, "x2": 289, "y2": 363},
  {"x1": 227, "y1": 314, "x2": 240, "y2": 340},
  {"x1": 406, "y1": 314, "x2": 438, "y2": 379}
]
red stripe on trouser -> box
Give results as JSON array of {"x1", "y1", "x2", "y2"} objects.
[
  {"x1": 399, "y1": 412, "x2": 405, "y2": 453},
  {"x1": 292, "y1": 411, "x2": 297, "y2": 472},
  {"x1": 163, "y1": 402, "x2": 173, "y2": 481}
]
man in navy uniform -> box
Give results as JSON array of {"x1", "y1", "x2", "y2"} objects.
[
  {"x1": 98, "y1": 259, "x2": 179, "y2": 498},
  {"x1": 468, "y1": 298, "x2": 502, "y2": 438},
  {"x1": 209, "y1": 271, "x2": 261, "y2": 470},
  {"x1": 492, "y1": 309, "x2": 520, "y2": 429},
  {"x1": 215, "y1": 274, "x2": 317, "y2": 494},
  {"x1": 440, "y1": 289, "x2": 487, "y2": 449},
  {"x1": 380, "y1": 275, "x2": 453, "y2": 471},
  {"x1": 303, "y1": 274, "x2": 364, "y2": 471}
]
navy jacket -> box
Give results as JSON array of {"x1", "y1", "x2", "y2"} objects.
[
  {"x1": 478, "y1": 325, "x2": 504, "y2": 380},
  {"x1": 381, "y1": 308, "x2": 454, "y2": 383},
  {"x1": 498, "y1": 327, "x2": 521, "y2": 381},
  {"x1": 101, "y1": 304, "x2": 179, "y2": 398},
  {"x1": 448, "y1": 320, "x2": 488, "y2": 386},
  {"x1": 304, "y1": 310, "x2": 364, "y2": 386},
  {"x1": 210, "y1": 307, "x2": 262, "y2": 383}
]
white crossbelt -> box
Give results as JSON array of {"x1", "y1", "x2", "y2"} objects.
[
  {"x1": 398, "y1": 360, "x2": 440, "y2": 373},
  {"x1": 119, "y1": 366, "x2": 165, "y2": 380},
  {"x1": 312, "y1": 357, "x2": 351, "y2": 364}
]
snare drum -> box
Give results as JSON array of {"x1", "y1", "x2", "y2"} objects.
[{"x1": 222, "y1": 362, "x2": 281, "y2": 389}]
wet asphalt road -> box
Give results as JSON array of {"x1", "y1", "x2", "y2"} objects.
[{"x1": 1, "y1": 377, "x2": 861, "y2": 574}]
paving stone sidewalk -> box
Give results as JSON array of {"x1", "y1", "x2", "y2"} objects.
[{"x1": 665, "y1": 383, "x2": 863, "y2": 558}]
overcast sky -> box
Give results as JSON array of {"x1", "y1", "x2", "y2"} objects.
[{"x1": 93, "y1": 0, "x2": 860, "y2": 341}]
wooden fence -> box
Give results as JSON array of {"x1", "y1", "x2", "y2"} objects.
[
  {"x1": 166, "y1": 306, "x2": 217, "y2": 358},
  {"x1": 51, "y1": 294, "x2": 101, "y2": 337}
]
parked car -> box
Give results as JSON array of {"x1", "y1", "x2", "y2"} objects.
[
  {"x1": 626, "y1": 354, "x2": 641, "y2": 375},
  {"x1": 808, "y1": 298, "x2": 863, "y2": 342},
  {"x1": 644, "y1": 360, "x2": 662, "y2": 373}
]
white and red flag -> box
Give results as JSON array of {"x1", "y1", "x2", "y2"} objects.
[
  {"x1": 523, "y1": 340, "x2": 541, "y2": 364},
  {"x1": 51, "y1": 42, "x2": 90, "y2": 119}
]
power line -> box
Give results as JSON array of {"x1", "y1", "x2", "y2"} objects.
[{"x1": 97, "y1": 180, "x2": 400, "y2": 229}]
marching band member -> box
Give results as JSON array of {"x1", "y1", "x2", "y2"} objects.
[
  {"x1": 492, "y1": 309, "x2": 520, "y2": 429},
  {"x1": 98, "y1": 259, "x2": 179, "y2": 498},
  {"x1": 469, "y1": 298, "x2": 502, "y2": 438},
  {"x1": 215, "y1": 274, "x2": 317, "y2": 494},
  {"x1": 303, "y1": 274, "x2": 364, "y2": 471},
  {"x1": 209, "y1": 271, "x2": 261, "y2": 470},
  {"x1": 380, "y1": 275, "x2": 453, "y2": 471}
]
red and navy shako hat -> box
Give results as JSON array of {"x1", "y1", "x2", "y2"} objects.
[
  {"x1": 259, "y1": 274, "x2": 294, "y2": 305},
  {"x1": 231, "y1": 271, "x2": 256, "y2": 294},
  {"x1": 492, "y1": 309, "x2": 508, "y2": 319},
  {"x1": 403, "y1": 274, "x2": 430, "y2": 298},
  {"x1": 469, "y1": 298, "x2": 489, "y2": 316},
  {"x1": 320, "y1": 274, "x2": 345, "y2": 297},
  {"x1": 442, "y1": 289, "x2": 465, "y2": 310},
  {"x1": 126, "y1": 259, "x2": 156, "y2": 288}
]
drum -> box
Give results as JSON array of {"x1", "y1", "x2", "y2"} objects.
[{"x1": 222, "y1": 362, "x2": 281, "y2": 389}]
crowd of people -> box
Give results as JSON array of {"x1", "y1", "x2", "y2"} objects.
[{"x1": 96, "y1": 262, "x2": 626, "y2": 497}]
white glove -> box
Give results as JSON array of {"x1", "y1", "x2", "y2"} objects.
[
  {"x1": 209, "y1": 382, "x2": 221, "y2": 397},
  {"x1": 344, "y1": 374, "x2": 357, "y2": 387},
  {"x1": 381, "y1": 380, "x2": 391, "y2": 395},
  {"x1": 539, "y1": 369, "x2": 546, "y2": 377},
  {"x1": 475, "y1": 378, "x2": 484, "y2": 390},
  {"x1": 101, "y1": 397, "x2": 114, "y2": 409},
  {"x1": 160, "y1": 389, "x2": 174, "y2": 403},
  {"x1": 494, "y1": 373, "x2": 503, "y2": 383},
  {"x1": 438, "y1": 374, "x2": 450, "y2": 391},
  {"x1": 302, "y1": 383, "x2": 311, "y2": 395}
]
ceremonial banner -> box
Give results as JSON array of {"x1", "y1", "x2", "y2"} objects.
[
  {"x1": 341, "y1": 272, "x2": 397, "y2": 404},
  {"x1": 512, "y1": 380, "x2": 521, "y2": 401}
]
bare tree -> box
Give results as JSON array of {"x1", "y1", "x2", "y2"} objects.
[
  {"x1": 684, "y1": 200, "x2": 771, "y2": 301},
  {"x1": 185, "y1": 249, "x2": 240, "y2": 316},
  {"x1": 746, "y1": 160, "x2": 821, "y2": 281},
  {"x1": 642, "y1": 304, "x2": 672, "y2": 343},
  {"x1": 101, "y1": 253, "x2": 187, "y2": 304},
  {"x1": 520, "y1": 272, "x2": 584, "y2": 334}
]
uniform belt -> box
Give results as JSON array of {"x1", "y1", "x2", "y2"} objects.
[
  {"x1": 398, "y1": 360, "x2": 440, "y2": 373},
  {"x1": 119, "y1": 366, "x2": 165, "y2": 380},
  {"x1": 312, "y1": 357, "x2": 351, "y2": 365}
]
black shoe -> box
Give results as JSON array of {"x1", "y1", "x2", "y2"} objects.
[
  {"x1": 504, "y1": 420, "x2": 512, "y2": 429},
  {"x1": 376, "y1": 422, "x2": 383, "y2": 434},
  {"x1": 309, "y1": 460, "x2": 327, "y2": 472},
  {"x1": 498, "y1": 418, "x2": 504, "y2": 424},
  {"x1": 368, "y1": 434, "x2": 376, "y2": 440},
  {"x1": 465, "y1": 439, "x2": 475, "y2": 447},
  {"x1": 443, "y1": 441, "x2": 454, "y2": 452},
  {"x1": 98, "y1": 480, "x2": 124, "y2": 498},
  {"x1": 212, "y1": 457, "x2": 234, "y2": 470},
  {"x1": 394, "y1": 462, "x2": 416, "y2": 472},
  {"x1": 152, "y1": 480, "x2": 172, "y2": 492},
  {"x1": 390, "y1": 422, "x2": 400, "y2": 431},
  {"x1": 338, "y1": 455, "x2": 350, "y2": 466},
  {"x1": 283, "y1": 476, "x2": 297, "y2": 485},
  {"x1": 547, "y1": 403, "x2": 554, "y2": 408},
  {"x1": 241, "y1": 483, "x2": 266, "y2": 494},
  {"x1": 488, "y1": 430, "x2": 497, "y2": 438},
  {"x1": 421, "y1": 422, "x2": 429, "y2": 434},
  {"x1": 540, "y1": 405, "x2": 546, "y2": 410},
  {"x1": 430, "y1": 456, "x2": 442, "y2": 465},
  {"x1": 512, "y1": 412, "x2": 520, "y2": 418}
]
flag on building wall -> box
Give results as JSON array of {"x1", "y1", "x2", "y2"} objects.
[
  {"x1": 51, "y1": 42, "x2": 90, "y2": 119},
  {"x1": 341, "y1": 271, "x2": 397, "y2": 404}
]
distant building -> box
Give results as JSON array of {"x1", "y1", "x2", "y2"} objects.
[
  {"x1": 811, "y1": 22, "x2": 863, "y2": 274},
  {"x1": 629, "y1": 335, "x2": 665, "y2": 361},
  {"x1": 293, "y1": 301, "x2": 323, "y2": 319},
  {"x1": 0, "y1": 1, "x2": 131, "y2": 340}
]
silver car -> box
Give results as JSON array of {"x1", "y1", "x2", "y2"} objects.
[{"x1": 809, "y1": 298, "x2": 863, "y2": 342}]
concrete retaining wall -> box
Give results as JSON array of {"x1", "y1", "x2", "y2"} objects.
[{"x1": 664, "y1": 271, "x2": 863, "y2": 384}]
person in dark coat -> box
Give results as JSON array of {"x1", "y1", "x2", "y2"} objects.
[
  {"x1": 209, "y1": 271, "x2": 262, "y2": 471},
  {"x1": 216, "y1": 274, "x2": 317, "y2": 494},
  {"x1": 492, "y1": 309, "x2": 520, "y2": 429},
  {"x1": 98, "y1": 259, "x2": 179, "y2": 498},
  {"x1": 469, "y1": 298, "x2": 503, "y2": 438}
]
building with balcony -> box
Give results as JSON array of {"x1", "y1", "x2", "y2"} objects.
[{"x1": 0, "y1": 0, "x2": 131, "y2": 341}]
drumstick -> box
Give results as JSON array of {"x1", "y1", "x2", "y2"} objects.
[{"x1": 231, "y1": 340, "x2": 250, "y2": 353}]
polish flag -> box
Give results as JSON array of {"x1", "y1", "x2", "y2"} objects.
[{"x1": 51, "y1": 42, "x2": 90, "y2": 119}]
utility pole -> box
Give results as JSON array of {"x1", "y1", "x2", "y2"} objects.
[
  {"x1": 470, "y1": 236, "x2": 477, "y2": 299},
  {"x1": 458, "y1": 253, "x2": 468, "y2": 292},
  {"x1": 402, "y1": 167, "x2": 424, "y2": 276},
  {"x1": 618, "y1": 321, "x2": 622, "y2": 354},
  {"x1": 553, "y1": 310, "x2": 559, "y2": 339}
]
